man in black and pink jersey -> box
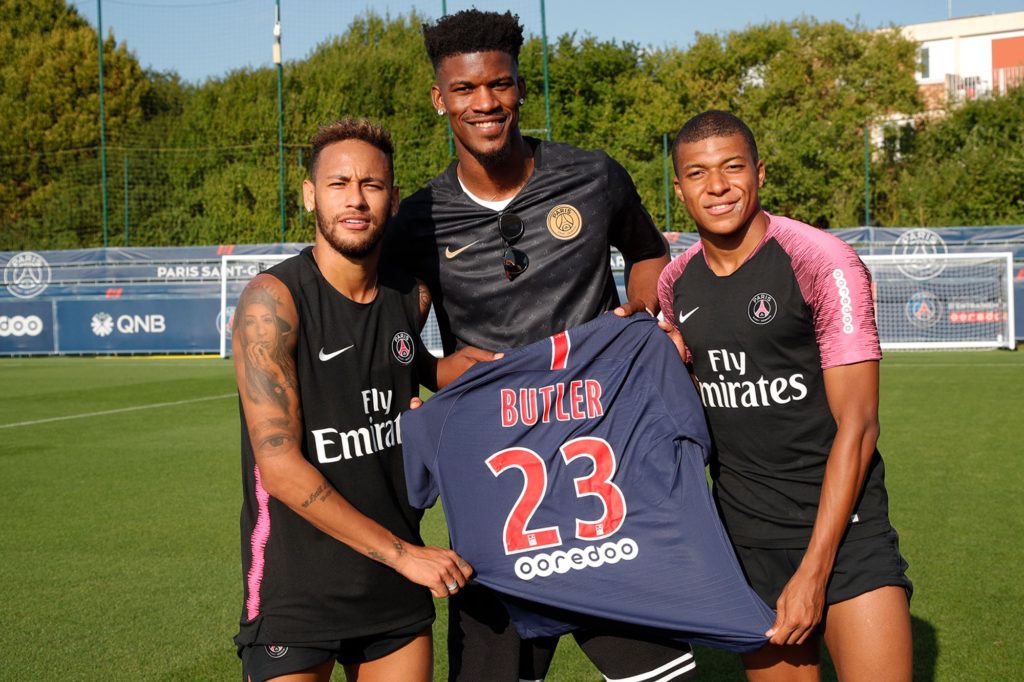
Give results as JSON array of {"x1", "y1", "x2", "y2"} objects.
[{"x1": 657, "y1": 110, "x2": 913, "y2": 682}]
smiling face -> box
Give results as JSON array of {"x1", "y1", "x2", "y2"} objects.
[
  {"x1": 303, "y1": 138, "x2": 398, "y2": 259},
  {"x1": 432, "y1": 50, "x2": 525, "y2": 167},
  {"x1": 673, "y1": 133, "x2": 766, "y2": 241}
]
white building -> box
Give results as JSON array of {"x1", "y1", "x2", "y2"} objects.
[{"x1": 901, "y1": 12, "x2": 1024, "y2": 108}]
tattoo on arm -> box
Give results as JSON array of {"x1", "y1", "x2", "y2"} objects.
[
  {"x1": 254, "y1": 417, "x2": 296, "y2": 456},
  {"x1": 235, "y1": 282, "x2": 299, "y2": 412},
  {"x1": 300, "y1": 482, "x2": 333, "y2": 508},
  {"x1": 367, "y1": 540, "x2": 406, "y2": 567},
  {"x1": 417, "y1": 281, "x2": 431, "y2": 330}
]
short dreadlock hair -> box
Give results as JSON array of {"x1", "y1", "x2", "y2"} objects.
[
  {"x1": 672, "y1": 110, "x2": 759, "y2": 176},
  {"x1": 422, "y1": 9, "x2": 525, "y2": 71},
  {"x1": 307, "y1": 118, "x2": 395, "y2": 181}
]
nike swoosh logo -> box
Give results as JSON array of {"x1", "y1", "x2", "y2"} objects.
[
  {"x1": 318, "y1": 345, "x2": 354, "y2": 361},
  {"x1": 445, "y1": 240, "x2": 480, "y2": 259},
  {"x1": 678, "y1": 307, "x2": 700, "y2": 325}
]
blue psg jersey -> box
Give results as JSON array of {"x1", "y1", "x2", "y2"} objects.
[{"x1": 402, "y1": 314, "x2": 775, "y2": 652}]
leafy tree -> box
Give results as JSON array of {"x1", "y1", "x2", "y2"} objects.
[
  {"x1": 655, "y1": 19, "x2": 921, "y2": 228},
  {"x1": 4, "y1": 6, "x2": 1020, "y2": 251},
  {"x1": 0, "y1": 0, "x2": 151, "y2": 249},
  {"x1": 877, "y1": 86, "x2": 1024, "y2": 226}
]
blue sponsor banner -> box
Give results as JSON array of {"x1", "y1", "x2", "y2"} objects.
[
  {"x1": 56, "y1": 298, "x2": 222, "y2": 354},
  {"x1": 1, "y1": 233, "x2": 1021, "y2": 352},
  {"x1": 0, "y1": 300, "x2": 55, "y2": 354}
]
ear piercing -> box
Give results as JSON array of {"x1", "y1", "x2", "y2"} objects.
[
  {"x1": 437, "y1": 108, "x2": 446, "y2": 115},
  {"x1": 518, "y1": 98, "x2": 525, "y2": 105}
]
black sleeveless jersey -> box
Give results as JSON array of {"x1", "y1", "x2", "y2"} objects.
[{"x1": 235, "y1": 247, "x2": 433, "y2": 647}]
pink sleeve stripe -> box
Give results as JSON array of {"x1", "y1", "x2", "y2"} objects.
[
  {"x1": 767, "y1": 214, "x2": 881, "y2": 369},
  {"x1": 657, "y1": 242, "x2": 702, "y2": 329},
  {"x1": 656, "y1": 243, "x2": 702, "y2": 365},
  {"x1": 245, "y1": 464, "x2": 272, "y2": 620}
]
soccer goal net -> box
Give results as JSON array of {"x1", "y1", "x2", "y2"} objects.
[
  {"x1": 219, "y1": 254, "x2": 445, "y2": 358},
  {"x1": 862, "y1": 252, "x2": 1015, "y2": 350}
]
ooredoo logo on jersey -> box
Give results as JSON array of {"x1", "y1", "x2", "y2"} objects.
[{"x1": 3, "y1": 252, "x2": 52, "y2": 299}]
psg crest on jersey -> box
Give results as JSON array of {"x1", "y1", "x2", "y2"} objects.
[
  {"x1": 392, "y1": 331, "x2": 415, "y2": 365},
  {"x1": 747, "y1": 292, "x2": 778, "y2": 325}
]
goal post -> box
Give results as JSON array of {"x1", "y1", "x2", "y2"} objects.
[
  {"x1": 862, "y1": 252, "x2": 1015, "y2": 350},
  {"x1": 218, "y1": 253, "x2": 445, "y2": 358}
]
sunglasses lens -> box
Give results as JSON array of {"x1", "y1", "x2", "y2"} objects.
[
  {"x1": 502, "y1": 247, "x2": 529, "y2": 281},
  {"x1": 499, "y1": 213, "x2": 525, "y2": 244}
]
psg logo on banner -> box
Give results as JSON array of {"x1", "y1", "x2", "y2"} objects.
[
  {"x1": 391, "y1": 331, "x2": 415, "y2": 365},
  {"x1": 3, "y1": 251, "x2": 52, "y2": 299}
]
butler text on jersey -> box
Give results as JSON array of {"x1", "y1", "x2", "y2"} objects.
[{"x1": 500, "y1": 379, "x2": 605, "y2": 427}]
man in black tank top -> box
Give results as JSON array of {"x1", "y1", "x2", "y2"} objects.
[{"x1": 233, "y1": 119, "x2": 482, "y2": 682}]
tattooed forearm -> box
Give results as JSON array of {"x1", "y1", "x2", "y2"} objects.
[
  {"x1": 367, "y1": 540, "x2": 406, "y2": 566},
  {"x1": 254, "y1": 417, "x2": 295, "y2": 456},
  {"x1": 300, "y1": 482, "x2": 333, "y2": 508}
]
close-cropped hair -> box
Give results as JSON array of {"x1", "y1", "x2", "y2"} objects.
[
  {"x1": 307, "y1": 118, "x2": 395, "y2": 180},
  {"x1": 672, "y1": 110, "x2": 760, "y2": 175},
  {"x1": 422, "y1": 9, "x2": 524, "y2": 71}
]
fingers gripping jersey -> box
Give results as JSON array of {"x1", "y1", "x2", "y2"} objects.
[{"x1": 402, "y1": 314, "x2": 775, "y2": 652}]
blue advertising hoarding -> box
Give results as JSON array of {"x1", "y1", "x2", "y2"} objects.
[
  {"x1": 0, "y1": 300, "x2": 55, "y2": 354},
  {"x1": 56, "y1": 298, "x2": 222, "y2": 354},
  {"x1": 1, "y1": 229, "x2": 1022, "y2": 355}
]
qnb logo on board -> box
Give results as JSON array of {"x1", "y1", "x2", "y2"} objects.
[
  {"x1": 0, "y1": 315, "x2": 44, "y2": 337},
  {"x1": 91, "y1": 312, "x2": 167, "y2": 337}
]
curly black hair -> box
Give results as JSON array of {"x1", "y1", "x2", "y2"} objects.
[
  {"x1": 672, "y1": 110, "x2": 759, "y2": 175},
  {"x1": 308, "y1": 118, "x2": 394, "y2": 181},
  {"x1": 422, "y1": 9, "x2": 524, "y2": 71}
]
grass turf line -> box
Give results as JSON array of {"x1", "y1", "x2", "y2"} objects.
[{"x1": 0, "y1": 351, "x2": 1021, "y2": 680}]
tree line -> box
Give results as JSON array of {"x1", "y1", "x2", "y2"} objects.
[{"x1": 2, "y1": 0, "x2": 1022, "y2": 251}]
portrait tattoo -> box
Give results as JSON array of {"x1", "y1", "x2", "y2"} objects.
[{"x1": 234, "y1": 283, "x2": 299, "y2": 412}]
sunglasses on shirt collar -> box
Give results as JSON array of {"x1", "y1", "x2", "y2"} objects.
[{"x1": 499, "y1": 212, "x2": 529, "y2": 281}]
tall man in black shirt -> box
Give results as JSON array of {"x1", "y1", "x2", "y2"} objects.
[
  {"x1": 387, "y1": 10, "x2": 689, "y2": 682},
  {"x1": 233, "y1": 118, "x2": 479, "y2": 682}
]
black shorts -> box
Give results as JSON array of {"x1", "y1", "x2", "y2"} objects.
[
  {"x1": 448, "y1": 583, "x2": 696, "y2": 682},
  {"x1": 733, "y1": 528, "x2": 913, "y2": 608},
  {"x1": 239, "y1": 617, "x2": 432, "y2": 682}
]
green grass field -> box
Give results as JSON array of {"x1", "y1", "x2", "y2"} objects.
[{"x1": 1, "y1": 352, "x2": 1022, "y2": 681}]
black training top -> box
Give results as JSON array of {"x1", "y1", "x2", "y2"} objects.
[
  {"x1": 386, "y1": 138, "x2": 666, "y2": 353},
  {"x1": 235, "y1": 247, "x2": 433, "y2": 647},
  {"x1": 658, "y1": 215, "x2": 892, "y2": 548}
]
